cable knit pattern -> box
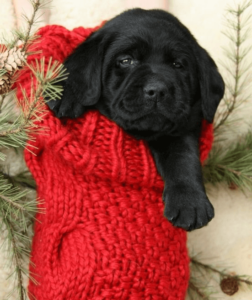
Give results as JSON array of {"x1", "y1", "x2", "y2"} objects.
[{"x1": 16, "y1": 25, "x2": 214, "y2": 300}]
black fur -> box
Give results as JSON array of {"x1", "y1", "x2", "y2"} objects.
[{"x1": 47, "y1": 9, "x2": 224, "y2": 231}]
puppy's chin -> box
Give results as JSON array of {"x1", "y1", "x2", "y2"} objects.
[
  {"x1": 98, "y1": 97, "x2": 191, "y2": 139},
  {"x1": 114, "y1": 112, "x2": 183, "y2": 140},
  {"x1": 131, "y1": 112, "x2": 168, "y2": 131},
  {"x1": 111, "y1": 102, "x2": 190, "y2": 138}
]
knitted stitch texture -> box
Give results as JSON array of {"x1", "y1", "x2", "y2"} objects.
[{"x1": 16, "y1": 25, "x2": 214, "y2": 300}]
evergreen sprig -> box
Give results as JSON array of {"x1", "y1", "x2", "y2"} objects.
[
  {"x1": 0, "y1": 1, "x2": 60, "y2": 299},
  {"x1": 187, "y1": 257, "x2": 252, "y2": 299},
  {"x1": 0, "y1": 56, "x2": 67, "y2": 160},
  {"x1": 28, "y1": 57, "x2": 68, "y2": 103},
  {"x1": 2, "y1": 0, "x2": 52, "y2": 52},
  {"x1": 214, "y1": 0, "x2": 252, "y2": 135},
  {"x1": 189, "y1": 1, "x2": 252, "y2": 298},
  {"x1": 0, "y1": 174, "x2": 42, "y2": 300},
  {"x1": 1, "y1": 170, "x2": 36, "y2": 190},
  {"x1": 0, "y1": 60, "x2": 66, "y2": 298},
  {"x1": 203, "y1": 131, "x2": 252, "y2": 190},
  {"x1": 188, "y1": 279, "x2": 215, "y2": 300}
]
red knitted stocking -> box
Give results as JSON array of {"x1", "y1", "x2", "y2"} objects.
[{"x1": 16, "y1": 25, "x2": 214, "y2": 300}]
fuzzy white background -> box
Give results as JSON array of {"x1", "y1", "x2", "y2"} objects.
[{"x1": 0, "y1": 0, "x2": 252, "y2": 299}]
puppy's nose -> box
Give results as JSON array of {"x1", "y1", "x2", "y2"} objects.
[{"x1": 143, "y1": 82, "x2": 167, "y2": 101}]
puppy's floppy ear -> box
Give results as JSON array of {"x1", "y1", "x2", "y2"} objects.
[
  {"x1": 47, "y1": 31, "x2": 103, "y2": 118},
  {"x1": 197, "y1": 47, "x2": 225, "y2": 123}
]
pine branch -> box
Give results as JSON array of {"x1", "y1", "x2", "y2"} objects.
[
  {"x1": 0, "y1": 2, "x2": 51, "y2": 298},
  {"x1": 3, "y1": 1, "x2": 51, "y2": 52},
  {"x1": 188, "y1": 281, "x2": 212, "y2": 300},
  {"x1": 3, "y1": 218, "x2": 26, "y2": 300},
  {"x1": 0, "y1": 1, "x2": 51, "y2": 98},
  {"x1": 238, "y1": 278, "x2": 252, "y2": 286},
  {"x1": 0, "y1": 192, "x2": 26, "y2": 212},
  {"x1": 28, "y1": 57, "x2": 68, "y2": 102},
  {"x1": 1, "y1": 170, "x2": 36, "y2": 189},
  {"x1": 0, "y1": 173, "x2": 40, "y2": 300},
  {"x1": 191, "y1": 258, "x2": 227, "y2": 277},
  {"x1": 214, "y1": 0, "x2": 252, "y2": 133},
  {"x1": 203, "y1": 131, "x2": 252, "y2": 190},
  {"x1": 190, "y1": 256, "x2": 252, "y2": 297},
  {"x1": 214, "y1": 7, "x2": 241, "y2": 130},
  {"x1": 0, "y1": 175, "x2": 39, "y2": 220},
  {"x1": 21, "y1": 1, "x2": 42, "y2": 53},
  {"x1": 0, "y1": 57, "x2": 67, "y2": 161}
]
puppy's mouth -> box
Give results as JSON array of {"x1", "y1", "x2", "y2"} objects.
[
  {"x1": 116, "y1": 110, "x2": 178, "y2": 136},
  {"x1": 117, "y1": 97, "x2": 188, "y2": 124},
  {"x1": 126, "y1": 118, "x2": 179, "y2": 139},
  {"x1": 117, "y1": 97, "x2": 167, "y2": 120},
  {"x1": 112, "y1": 100, "x2": 191, "y2": 138}
]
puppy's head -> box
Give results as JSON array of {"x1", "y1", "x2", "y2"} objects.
[{"x1": 48, "y1": 9, "x2": 224, "y2": 139}]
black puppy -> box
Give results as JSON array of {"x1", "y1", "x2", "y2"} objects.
[{"x1": 47, "y1": 9, "x2": 224, "y2": 231}]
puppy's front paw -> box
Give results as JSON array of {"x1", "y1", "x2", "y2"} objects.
[
  {"x1": 163, "y1": 185, "x2": 214, "y2": 231},
  {"x1": 47, "y1": 96, "x2": 85, "y2": 119},
  {"x1": 46, "y1": 84, "x2": 85, "y2": 119}
]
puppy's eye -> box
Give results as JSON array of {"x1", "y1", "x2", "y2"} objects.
[
  {"x1": 173, "y1": 61, "x2": 182, "y2": 68},
  {"x1": 120, "y1": 58, "x2": 134, "y2": 66}
]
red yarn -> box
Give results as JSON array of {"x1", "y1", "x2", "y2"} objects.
[{"x1": 16, "y1": 25, "x2": 214, "y2": 300}]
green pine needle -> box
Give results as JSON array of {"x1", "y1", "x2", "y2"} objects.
[
  {"x1": 28, "y1": 57, "x2": 68, "y2": 102},
  {"x1": 203, "y1": 131, "x2": 252, "y2": 190},
  {"x1": 214, "y1": 0, "x2": 252, "y2": 134},
  {"x1": 0, "y1": 1, "x2": 51, "y2": 299},
  {"x1": 0, "y1": 173, "x2": 42, "y2": 300}
]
